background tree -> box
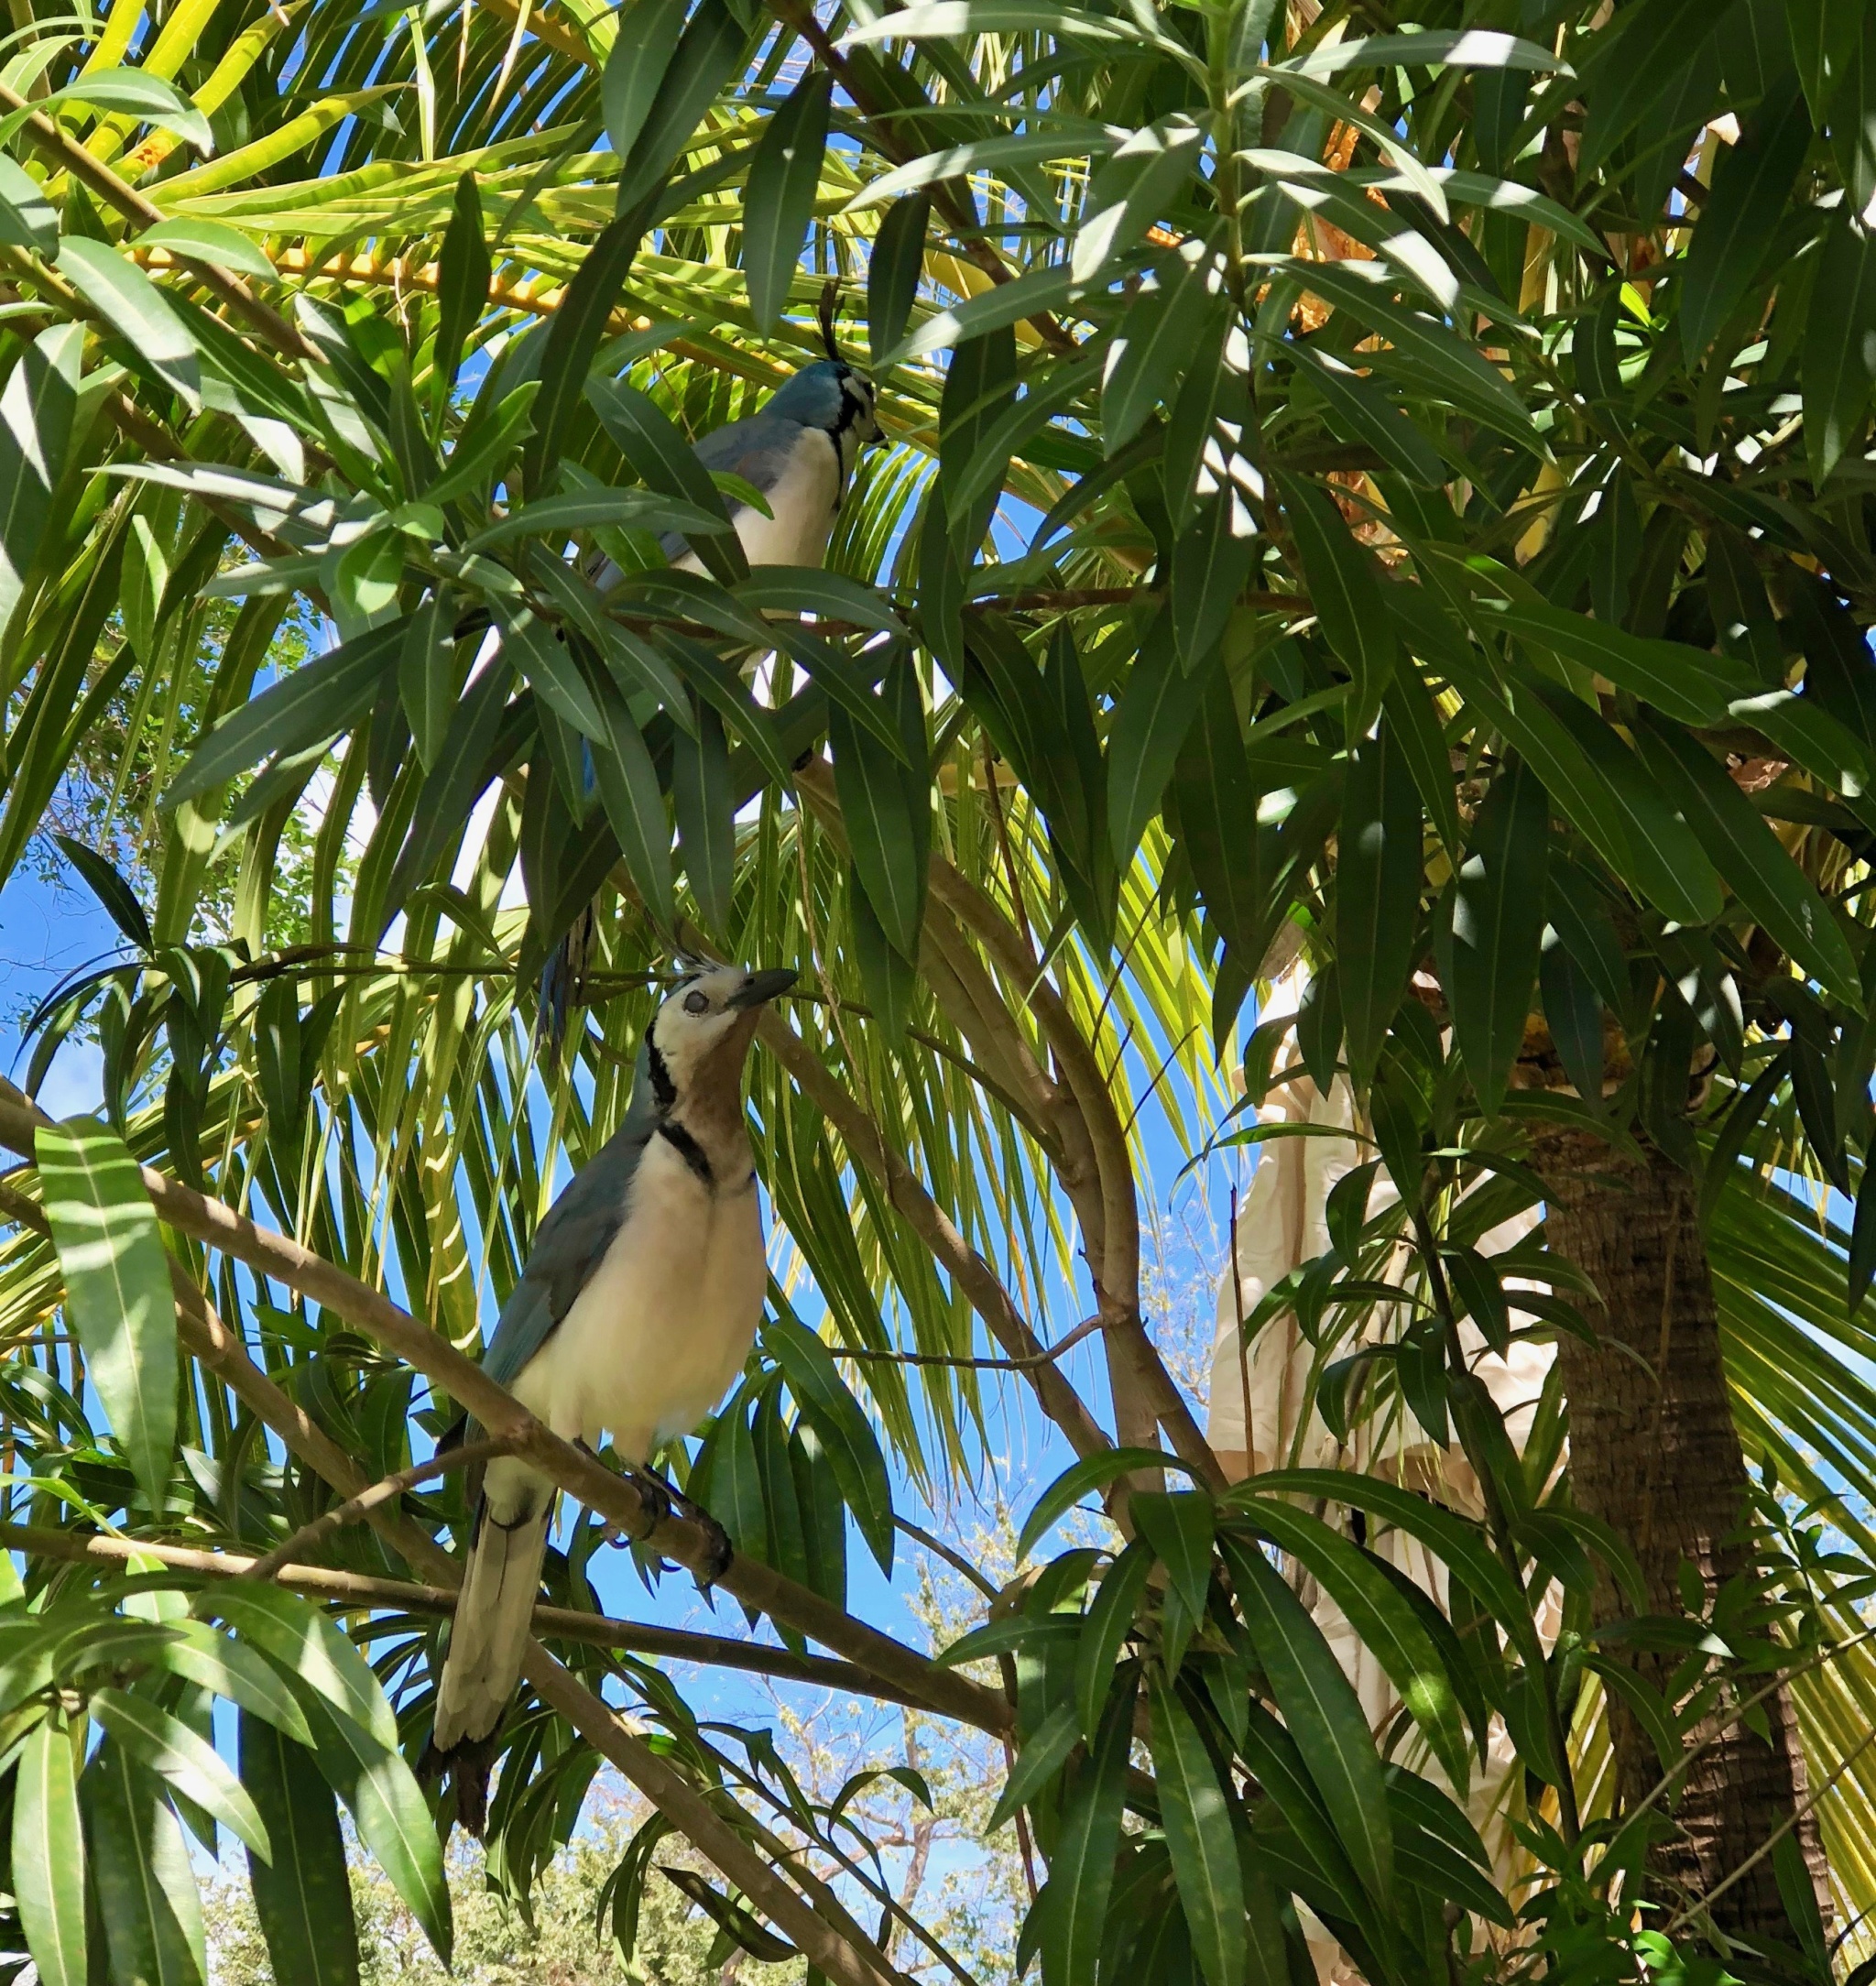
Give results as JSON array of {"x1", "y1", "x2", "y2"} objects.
[{"x1": 1, "y1": 0, "x2": 1875, "y2": 1981}]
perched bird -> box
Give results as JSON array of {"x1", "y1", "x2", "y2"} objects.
[
  {"x1": 660, "y1": 351, "x2": 881, "y2": 571},
  {"x1": 431, "y1": 960, "x2": 797, "y2": 1824}
]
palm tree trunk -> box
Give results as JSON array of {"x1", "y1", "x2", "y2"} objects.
[{"x1": 1534, "y1": 1129, "x2": 1831, "y2": 1943}]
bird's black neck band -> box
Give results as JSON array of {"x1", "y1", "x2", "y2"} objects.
[
  {"x1": 645, "y1": 1037, "x2": 677, "y2": 1113},
  {"x1": 657, "y1": 1118, "x2": 714, "y2": 1187}
]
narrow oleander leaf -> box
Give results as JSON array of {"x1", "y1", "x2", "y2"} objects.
[
  {"x1": 588, "y1": 375, "x2": 745, "y2": 584},
  {"x1": 155, "y1": 1621, "x2": 313, "y2": 1745},
  {"x1": 1019, "y1": 1447, "x2": 1194, "y2": 1560},
  {"x1": 745, "y1": 70, "x2": 834, "y2": 331},
  {"x1": 1276, "y1": 471, "x2": 1398, "y2": 733},
  {"x1": 1171, "y1": 490, "x2": 1255, "y2": 673},
  {"x1": 1681, "y1": 77, "x2": 1813, "y2": 360},
  {"x1": 14, "y1": 1717, "x2": 86, "y2": 1986},
  {"x1": 1634, "y1": 713, "x2": 1862, "y2": 1007},
  {"x1": 672, "y1": 701, "x2": 736, "y2": 934},
  {"x1": 1224, "y1": 1535, "x2": 1393, "y2": 1904},
  {"x1": 1042, "y1": 1675, "x2": 1135, "y2": 1986},
  {"x1": 1074, "y1": 1542, "x2": 1153, "y2": 1744},
  {"x1": 91, "y1": 1687, "x2": 270, "y2": 1861},
  {"x1": 591, "y1": 680, "x2": 675, "y2": 933},
  {"x1": 0, "y1": 322, "x2": 81, "y2": 631},
  {"x1": 987, "y1": 1700, "x2": 1080, "y2": 1832},
  {"x1": 1448, "y1": 756, "x2": 1549, "y2": 1118},
  {"x1": 764, "y1": 1313, "x2": 895, "y2": 1576},
  {"x1": 868, "y1": 195, "x2": 929, "y2": 367},
  {"x1": 601, "y1": 0, "x2": 688, "y2": 158},
  {"x1": 1109, "y1": 612, "x2": 1219, "y2": 870},
  {"x1": 1230, "y1": 1503, "x2": 1471, "y2": 1791},
  {"x1": 524, "y1": 185, "x2": 663, "y2": 494},
  {"x1": 194, "y1": 1586, "x2": 399, "y2": 1751},
  {"x1": 1148, "y1": 1672, "x2": 1245, "y2": 1986},
  {"x1": 53, "y1": 835, "x2": 152, "y2": 954},
  {"x1": 615, "y1": 0, "x2": 748, "y2": 210},
  {"x1": 434, "y1": 172, "x2": 491, "y2": 398},
  {"x1": 239, "y1": 1715, "x2": 360, "y2": 1986},
  {"x1": 163, "y1": 617, "x2": 409, "y2": 809},
  {"x1": 83, "y1": 1742, "x2": 207, "y2": 1986},
  {"x1": 58, "y1": 238, "x2": 201, "y2": 409},
  {"x1": 293, "y1": 1692, "x2": 452, "y2": 1965},
  {"x1": 1336, "y1": 719, "x2": 1423, "y2": 1089},
  {"x1": 37, "y1": 1118, "x2": 176, "y2": 1512},
  {"x1": 1805, "y1": 216, "x2": 1876, "y2": 486},
  {"x1": 829, "y1": 687, "x2": 927, "y2": 958},
  {"x1": 1128, "y1": 1490, "x2": 1216, "y2": 1627}
]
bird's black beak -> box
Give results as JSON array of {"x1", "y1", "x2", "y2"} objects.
[{"x1": 728, "y1": 966, "x2": 798, "y2": 1009}]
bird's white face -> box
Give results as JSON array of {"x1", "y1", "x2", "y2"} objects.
[
  {"x1": 840, "y1": 370, "x2": 881, "y2": 448},
  {"x1": 648, "y1": 964, "x2": 797, "y2": 1104}
]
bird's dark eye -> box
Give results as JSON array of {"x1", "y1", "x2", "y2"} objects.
[{"x1": 683, "y1": 990, "x2": 710, "y2": 1014}]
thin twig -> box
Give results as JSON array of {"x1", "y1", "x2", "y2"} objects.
[
  {"x1": 838, "y1": 1314, "x2": 1106, "y2": 1372},
  {"x1": 895, "y1": 1517, "x2": 1000, "y2": 1601},
  {"x1": 245, "y1": 1438, "x2": 508, "y2": 1581}
]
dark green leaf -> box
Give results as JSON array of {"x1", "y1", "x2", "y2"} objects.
[
  {"x1": 1633, "y1": 713, "x2": 1862, "y2": 1005},
  {"x1": 1074, "y1": 1542, "x2": 1153, "y2": 1744},
  {"x1": 434, "y1": 172, "x2": 490, "y2": 398},
  {"x1": 672, "y1": 701, "x2": 735, "y2": 934},
  {"x1": 868, "y1": 196, "x2": 930, "y2": 367},
  {"x1": 524, "y1": 186, "x2": 663, "y2": 494},
  {"x1": 293, "y1": 1692, "x2": 452, "y2": 1965},
  {"x1": 83, "y1": 1742, "x2": 205, "y2": 1986},
  {"x1": 744, "y1": 71, "x2": 834, "y2": 331},
  {"x1": 195, "y1": 1587, "x2": 399, "y2": 1750},
  {"x1": 1172, "y1": 491, "x2": 1254, "y2": 673},
  {"x1": 764, "y1": 1312, "x2": 895, "y2": 1577},
  {"x1": 1019, "y1": 1447, "x2": 1195, "y2": 1561},
  {"x1": 1448, "y1": 755, "x2": 1547, "y2": 1117},
  {"x1": 1108, "y1": 612, "x2": 1219, "y2": 870},
  {"x1": 591, "y1": 679, "x2": 675, "y2": 933},
  {"x1": 91, "y1": 1688, "x2": 269, "y2": 1860},
  {"x1": 616, "y1": 0, "x2": 748, "y2": 210},
  {"x1": 588, "y1": 376, "x2": 746, "y2": 584},
  {"x1": 1681, "y1": 77, "x2": 1812, "y2": 360},
  {"x1": 1336, "y1": 720, "x2": 1423, "y2": 1089},
  {"x1": 1128, "y1": 1490, "x2": 1216, "y2": 1628},
  {"x1": 1229, "y1": 1502, "x2": 1471, "y2": 1791},
  {"x1": 1148, "y1": 1673, "x2": 1244, "y2": 1986},
  {"x1": 1041, "y1": 1674, "x2": 1134, "y2": 1986},
  {"x1": 1277, "y1": 472, "x2": 1398, "y2": 733},
  {"x1": 1222, "y1": 1536, "x2": 1392, "y2": 1904},
  {"x1": 53, "y1": 835, "x2": 152, "y2": 954},
  {"x1": 239, "y1": 1715, "x2": 359, "y2": 1986},
  {"x1": 163, "y1": 617, "x2": 408, "y2": 810}
]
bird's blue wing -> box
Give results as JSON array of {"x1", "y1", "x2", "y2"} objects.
[
  {"x1": 481, "y1": 1042, "x2": 658, "y2": 1390},
  {"x1": 658, "y1": 413, "x2": 806, "y2": 559}
]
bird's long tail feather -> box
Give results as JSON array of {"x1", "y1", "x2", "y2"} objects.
[{"x1": 431, "y1": 1487, "x2": 551, "y2": 1816}]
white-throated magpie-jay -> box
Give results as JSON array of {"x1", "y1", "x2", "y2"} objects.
[{"x1": 431, "y1": 962, "x2": 795, "y2": 1817}]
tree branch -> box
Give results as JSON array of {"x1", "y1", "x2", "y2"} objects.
[
  {"x1": 245, "y1": 1438, "x2": 509, "y2": 1582},
  {"x1": 752, "y1": 1013, "x2": 1113, "y2": 1463},
  {"x1": 0, "y1": 1081, "x2": 1007, "y2": 1736},
  {"x1": 0, "y1": 1523, "x2": 948, "y2": 1709}
]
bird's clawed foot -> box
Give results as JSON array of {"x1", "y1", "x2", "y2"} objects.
[{"x1": 626, "y1": 1465, "x2": 733, "y2": 1588}]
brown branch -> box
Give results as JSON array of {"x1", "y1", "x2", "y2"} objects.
[
  {"x1": 2, "y1": 1098, "x2": 933, "y2": 1986},
  {"x1": 753, "y1": 1012, "x2": 1113, "y2": 1463},
  {"x1": 0, "y1": 83, "x2": 319, "y2": 363},
  {"x1": 245, "y1": 1438, "x2": 509, "y2": 1582},
  {"x1": 0, "y1": 1080, "x2": 1007, "y2": 1738},
  {"x1": 0, "y1": 1523, "x2": 941, "y2": 1708}
]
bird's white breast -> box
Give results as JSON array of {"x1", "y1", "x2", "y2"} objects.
[
  {"x1": 731, "y1": 432, "x2": 843, "y2": 567},
  {"x1": 508, "y1": 1135, "x2": 766, "y2": 1464}
]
